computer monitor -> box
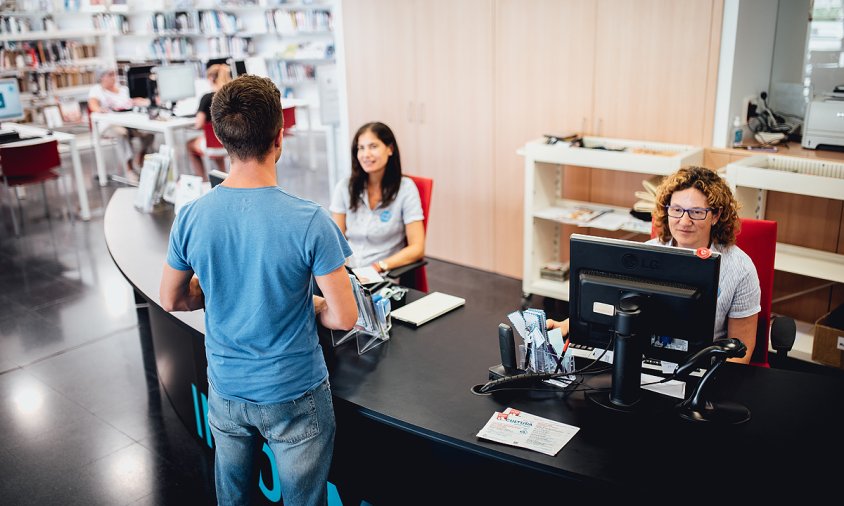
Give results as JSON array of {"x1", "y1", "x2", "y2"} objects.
[
  {"x1": 231, "y1": 59, "x2": 247, "y2": 77},
  {"x1": 155, "y1": 64, "x2": 197, "y2": 105},
  {"x1": 0, "y1": 78, "x2": 25, "y2": 126},
  {"x1": 567, "y1": 233, "x2": 720, "y2": 411},
  {"x1": 205, "y1": 57, "x2": 229, "y2": 69},
  {"x1": 126, "y1": 65, "x2": 156, "y2": 100}
]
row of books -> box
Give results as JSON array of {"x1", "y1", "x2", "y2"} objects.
[
  {"x1": 148, "y1": 37, "x2": 195, "y2": 60},
  {"x1": 92, "y1": 13, "x2": 128, "y2": 34},
  {"x1": 267, "y1": 61, "x2": 315, "y2": 83},
  {"x1": 1, "y1": 70, "x2": 95, "y2": 99},
  {"x1": 0, "y1": 41, "x2": 97, "y2": 70},
  {"x1": 265, "y1": 8, "x2": 332, "y2": 35}
]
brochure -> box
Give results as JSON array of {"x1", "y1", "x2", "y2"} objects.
[{"x1": 476, "y1": 407, "x2": 580, "y2": 456}]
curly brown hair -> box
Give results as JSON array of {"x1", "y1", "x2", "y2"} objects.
[{"x1": 652, "y1": 166, "x2": 741, "y2": 246}]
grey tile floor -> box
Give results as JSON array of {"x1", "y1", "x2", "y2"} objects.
[{"x1": 0, "y1": 133, "x2": 531, "y2": 505}]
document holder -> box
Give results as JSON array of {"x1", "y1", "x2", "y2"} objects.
[
  {"x1": 518, "y1": 344, "x2": 575, "y2": 377},
  {"x1": 333, "y1": 274, "x2": 391, "y2": 355}
]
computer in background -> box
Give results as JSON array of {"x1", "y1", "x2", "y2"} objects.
[
  {"x1": 231, "y1": 59, "x2": 247, "y2": 77},
  {"x1": 0, "y1": 77, "x2": 25, "y2": 135},
  {"x1": 155, "y1": 64, "x2": 197, "y2": 111},
  {"x1": 244, "y1": 56, "x2": 269, "y2": 78},
  {"x1": 125, "y1": 65, "x2": 156, "y2": 102}
]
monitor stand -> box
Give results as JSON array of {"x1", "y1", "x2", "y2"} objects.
[{"x1": 585, "y1": 294, "x2": 652, "y2": 413}]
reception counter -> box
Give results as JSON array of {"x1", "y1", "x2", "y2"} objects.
[{"x1": 105, "y1": 188, "x2": 844, "y2": 504}]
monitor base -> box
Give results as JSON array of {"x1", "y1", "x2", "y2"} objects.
[{"x1": 586, "y1": 391, "x2": 648, "y2": 414}]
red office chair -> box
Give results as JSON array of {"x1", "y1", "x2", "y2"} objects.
[
  {"x1": 201, "y1": 122, "x2": 228, "y2": 174},
  {"x1": 385, "y1": 174, "x2": 432, "y2": 293},
  {"x1": 0, "y1": 139, "x2": 71, "y2": 235},
  {"x1": 652, "y1": 218, "x2": 794, "y2": 367},
  {"x1": 282, "y1": 106, "x2": 296, "y2": 134}
]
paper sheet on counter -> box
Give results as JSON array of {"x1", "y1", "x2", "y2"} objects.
[{"x1": 477, "y1": 407, "x2": 579, "y2": 456}]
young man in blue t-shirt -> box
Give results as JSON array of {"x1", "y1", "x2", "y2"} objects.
[{"x1": 160, "y1": 75, "x2": 357, "y2": 505}]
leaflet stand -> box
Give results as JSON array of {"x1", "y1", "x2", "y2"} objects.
[{"x1": 332, "y1": 274, "x2": 391, "y2": 355}]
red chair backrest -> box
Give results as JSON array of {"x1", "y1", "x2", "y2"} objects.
[
  {"x1": 735, "y1": 218, "x2": 777, "y2": 367},
  {"x1": 407, "y1": 174, "x2": 433, "y2": 232},
  {"x1": 203, "y1": 122, "x2": 223, "y2": 149},
  {"x1": 651, "y1": 218, "x2": 777, "y2": 367},
  {"x1": 0, "y1": 139, "x2": 61, "y2": 178},
  {"x1": 405, "y1": 174, "x2": 434, "y2": 293},
  {"x1": 282, "y1": 106, "x2": 296, "y2": 135}
]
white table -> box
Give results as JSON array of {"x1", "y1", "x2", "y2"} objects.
[
  {"x1": 90, "y1": 112, "x2": 195, "y2": 187},
  {"x1": 282, "y1": 98, "x2": 316, "y2": 170},
  {"x1": 5, "y1": 123, "x2": 91, "y2": 221}
]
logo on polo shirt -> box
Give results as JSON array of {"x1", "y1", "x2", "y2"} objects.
[{"x1": 380, "y1": 210, "x2": 392, "y2": 223}]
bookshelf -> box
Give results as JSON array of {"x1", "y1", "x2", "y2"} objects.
[
  {"x1": 0, "y1": 4, "x2": 115, "y2": 106},
  {"x1": 520, "y1": 136, "x2": 704, "y2": 304},
  {"x1": 0, "y1": 0, "x2": 335, "y2": 124}
]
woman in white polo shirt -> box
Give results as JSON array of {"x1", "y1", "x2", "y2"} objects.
[
  {"x1": 330, "y1": 122, "x2": 425, "y2": 275},
  {"x1": 547, "y1": 166, "x2": 761, "y2": 365}
]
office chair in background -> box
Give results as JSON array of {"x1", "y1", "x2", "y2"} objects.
[
  {"x1": 732, "y1": 218, "x2": 795, "y2": 367},
  {"x1": 651, "y1": 217, "x2": 795, "y2": 367},
  {"x1": 385, "y1": 174, "x2": 433, "y2": 293},
  {"x1": 281, "y1": 105, "x2": 298, "y2": 161},
  {"x1": 201, "y1": 122, "x2": 229, "y2": 175},
  {"x1": 0, "y1": 138, "x2": 72, "y2": 236}
]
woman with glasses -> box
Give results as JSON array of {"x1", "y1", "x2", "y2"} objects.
[{"x1": 547, "y1": 166, "x2": 760, "y2": 364}]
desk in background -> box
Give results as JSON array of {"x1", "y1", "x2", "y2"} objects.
[
  {"x1": 104, "y1": 187, "x2": 844, "y2": 502},
  {"x1": 90, "y1": 112, "x2": 195, "y2": 187},
  {"x1": 4, "y1": 123, "x2": 90, "y2": 220}
]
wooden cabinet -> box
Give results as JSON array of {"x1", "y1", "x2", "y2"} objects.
[
  {"x1": 343, "y1": 0, "x2": 495, "y2": 270},
  {"x1": 492, "y1": 0, "x2": 597, "y2": 277},
  {"x1": 592, "y1": 0, "x2": 722, "y2": 144},
  {"x1": 492, "y1": 0, "x2": 722, "y2": 278},
  {"x1": 343, "y1": 0, "x2": 722, "y2": 277}
]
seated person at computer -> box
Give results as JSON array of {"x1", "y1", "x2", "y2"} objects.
[
  {"x1": 547, "y1": 166, "x2": 760, "y2": 364},
  {"x1": 330, "y1": 122, "x2": 425, "y2": 274},
  {"x1": 187, "y1": 63, "x2": 232, "y2": 178},
  {"x1": 88, "y1": 67, "x2": 155, "y2": 178}
]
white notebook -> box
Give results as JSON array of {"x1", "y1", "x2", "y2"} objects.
[{"x1": 390, "y1": 292, "x2": 466, "y2": 327}]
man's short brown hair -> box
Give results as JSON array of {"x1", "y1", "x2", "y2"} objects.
[{"x1": 210, "y1": 75, "x2": 283, "y2": 162}]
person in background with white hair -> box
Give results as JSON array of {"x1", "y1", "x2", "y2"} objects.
[{"x1": 88, "y1": 67, "x2": 155, "y2": 181}]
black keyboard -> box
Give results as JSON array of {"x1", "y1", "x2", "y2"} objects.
[
  {"x1": 570, "y1": 344, "x2": 705, "y2": 377},
  {"x1": 0, "y1": 135, "x2": 41, "y2": 145},
  {"x1": 0, "y1": 131, "x2": 20, "y2": 144}
]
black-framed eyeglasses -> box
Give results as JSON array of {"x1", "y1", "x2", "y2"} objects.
[{"x1": 665, "y1": 205, "x2": 717, "y2": 220}]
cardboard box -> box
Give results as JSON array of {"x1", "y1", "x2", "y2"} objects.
[{"x1": 812, "y1": 308, "x2": 844, "y2": 369}]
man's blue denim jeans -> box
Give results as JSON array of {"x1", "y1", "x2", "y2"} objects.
[{"x1": 207, "y1": 379, "x2": 336, "y2": 506}]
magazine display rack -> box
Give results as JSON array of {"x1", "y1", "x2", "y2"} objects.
[{"x1": 333, "y1": 274, "x2": 391, "y2": 355}]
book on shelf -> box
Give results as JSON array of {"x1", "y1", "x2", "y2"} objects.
[{"x1": 632, "y1": 174, "x2": 664, "y2": 213}]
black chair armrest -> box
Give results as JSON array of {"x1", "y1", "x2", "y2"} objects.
[{"x1": 385, "y1": 259, "x2": 428, "y2": 280}]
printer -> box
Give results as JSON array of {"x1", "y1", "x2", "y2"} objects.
[{"x1": 802, "y1": 95, "x2": 844, "y2": 150}]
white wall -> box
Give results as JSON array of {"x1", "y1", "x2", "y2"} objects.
[{"x1": 713, "y1": 0, "x2": 779, "y2": 147}]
